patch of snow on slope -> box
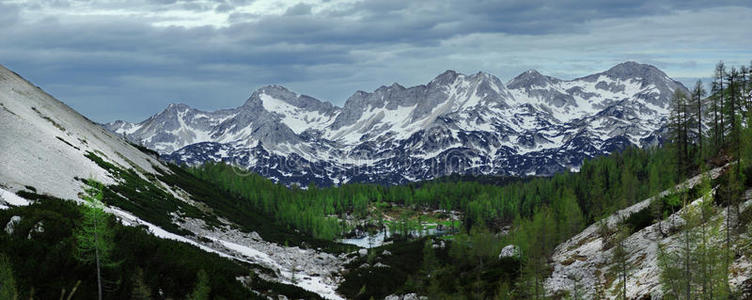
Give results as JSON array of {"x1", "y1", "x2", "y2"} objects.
[
  {"x1": 178, "y1": 218, "x2": 347, "y2": 300},
  {"x1": 108, "y1": 206, "x2": 242, "y2": 261},
  {"x1": 260, "y1": 93, "x2": 337, "y2": 134},
  {"x1": 0, "y1": 188, "x2": 30, "y2": 208}
]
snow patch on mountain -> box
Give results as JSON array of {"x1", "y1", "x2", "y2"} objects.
[
  {"x1": 260, "y1": 92, "x2": 339, "y2": 135},
  {"x1": 0, "y1": 188, "x2": 31, "y2": 209}
]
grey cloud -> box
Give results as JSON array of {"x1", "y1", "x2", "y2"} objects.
[
  {"x1": 0, "y1": 3, "x2": 20, "y2": 27},
  {"x1": 215, "y1": 3, "x2": 234, "y2": 12},
  {"x1": 0, "y1": 0, "x2": 750, "y2": 123},
  {"x1": 284, "y1": 3, "x2": 312, "y2": 16}
]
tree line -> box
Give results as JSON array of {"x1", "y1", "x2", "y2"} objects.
[{"x1": 190, "y1": 143, "x2": 680, "y2": 242}]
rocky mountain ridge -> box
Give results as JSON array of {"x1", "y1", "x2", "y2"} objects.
[{"x1": 106, "y1": 61, "x2": 689, "y2": 186}]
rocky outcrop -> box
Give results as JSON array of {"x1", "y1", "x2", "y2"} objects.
[{"x1": 545, "y1": 165, "x2": 752, "y2": 299}]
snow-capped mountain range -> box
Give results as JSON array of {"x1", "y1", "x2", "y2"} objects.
[{"x1": 106, "y1": 62, "x2": 688, "y2": 186}]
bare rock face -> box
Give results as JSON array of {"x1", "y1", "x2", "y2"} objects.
[
  {"x1": 544, "y1": 166, "x2": 752, "y2": 299},
  {"x1": 26, "y1": 220, "x2": 44, "y2": 239},
  {"x1": 498, "y1": 244, "x2": 520, "y2": 259},
  {"x1": 4, "y1": 215, "x2": 21, "y2": 234},
  {"x1": 385, "y1": 293, "x2": 428, "y2": 300}
]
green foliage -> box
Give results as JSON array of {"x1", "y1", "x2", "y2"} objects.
[
  {"x1": 0, "y1": 254, "x2": 18, "y2": 300},
  {"x1": 552, "y1": 187, "x2": 584, "y2": 241},
  {"x1": 338, "y1": 239, "x2": 427, "y2": 300},
  {"x1": 191, "y1": 144, "x2": 679, "y2": 243},
  {"x1": 74, "y1": 179, "x2": 117, "y2": 300},
  {"x1": 624, "y1": 207, "x2": 652, "y2": 234},
  {"x1": 0, "y1": 194, "x2": 318, "y2": 300},
  {"x1": 187, "y1": 270, "x2": 211, "y2": 300},
  {"x1": 74, "y1": 180, "x2": 116, "y2": 267},
  {"x1": 609, "y1": 224, "x2": 631, "y2": 300},
  {"x1": 658, "y1": 175, "x2": 731, "y2": 300},
  {"x1": 130, "y1": 268, "x2": 151, "y2": 300},
  {"x1": 162, "y1": 164, "x2": 354, "y2": 253},
  {"x1": 84, "y1": 151, "x2": 206, "y2": 236},
  {"x1": 85, "y1": 150, "x2": 352, "y2": 253}
]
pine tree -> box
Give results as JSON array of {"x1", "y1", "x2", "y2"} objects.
[
  {"x1": 74, "y1": 179, "x2": 116, "y2": 300},
  {"x1": 620, "y1": 167, "x2": 638, "y2": 206},
  {"x1": 517, "y1": 209, "x2": 555, "y2": 299},
  {"x1": 291, "y1": 265, "x2": 298, "y2": 284}
]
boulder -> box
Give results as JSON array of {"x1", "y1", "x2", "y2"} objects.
[
  {"x1": 499, "y1": 244, "x2": 520, "y2": 259},
  {"x1": 4, "y1": 215, "x2": 21, "y2": 235}
]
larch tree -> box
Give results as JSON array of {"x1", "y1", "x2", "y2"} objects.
[
  {"x1": 694, "y1": 169, "x2": 728, "y2": 299},
  {"x1": 553, "y1": 187, "x2": 584, "y2": 241},
  {"x1": 741, "y1": 65, "x2": 750, "y2": 113},
  {"x1": 726, "y1": 68, "x2": 741, "y2": 150},
  {"x1": 657, "y1": 187, "x2": 700, "y2": 299},
  {"x1": 715, "y1": 62, "x2": 726, "y2": 144},
  {"x1": 74, "y1": 179, "x2": 116, "y2": 300},
  {"x1": 711, "y1": 79, "x2": 722, "y2": 149},
  {"x1": 670, "y1": 89, "x2": 691, "y2": 178},
  {"x1": 610, "y1": 222, "x2": 631, "y2": 300},
  {"x1": 692, "y1": 80, "x2": 707, "y2": 160}
]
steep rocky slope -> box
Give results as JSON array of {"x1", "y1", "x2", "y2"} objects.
[
  {"x1": 0, "y1": 65, "x2": 348, "y2": 299},
  {"x1": 545, "y1": 165, "x2": 752, "y2": 299}
]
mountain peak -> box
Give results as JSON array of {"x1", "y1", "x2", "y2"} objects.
[
  {"x1": 244, "y1": 85, "x2": 298, "y2": 107},
  {"x1": 431, "y1": 70, "x2": 461, "y2": 85},
  {"x1": 166, "y1": 103, "x2": 191, "y2": 111},
  {"x1": 525, "y1": 69, "x2": 542, "y2": 75},
  {"x1": 258, "y1": 84, "x2": 293, "y2": 93},
  {"x1": 469, "y1": 71, "x2": 502, "y2": 83},
  {"x1": 507, "y1": 69, "x2": 559, "y2": 89},
  {"x1": 604, "y1": 61, "x2": 665, "y2": 78},
  {"x1": 105, "y1": 61, "x2": 685, "y2": 187},
  {"x1": 243, "y1": 84, "x2": 338, "y2": 117}
]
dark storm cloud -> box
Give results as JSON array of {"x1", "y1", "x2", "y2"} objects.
[{"x1": 0, "y1": 0, "x2": 750, "y2": 122}]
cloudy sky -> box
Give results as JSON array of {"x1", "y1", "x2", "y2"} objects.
[{"x1": 1, "y1": 0, "x2": 750, "y2": 123}]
